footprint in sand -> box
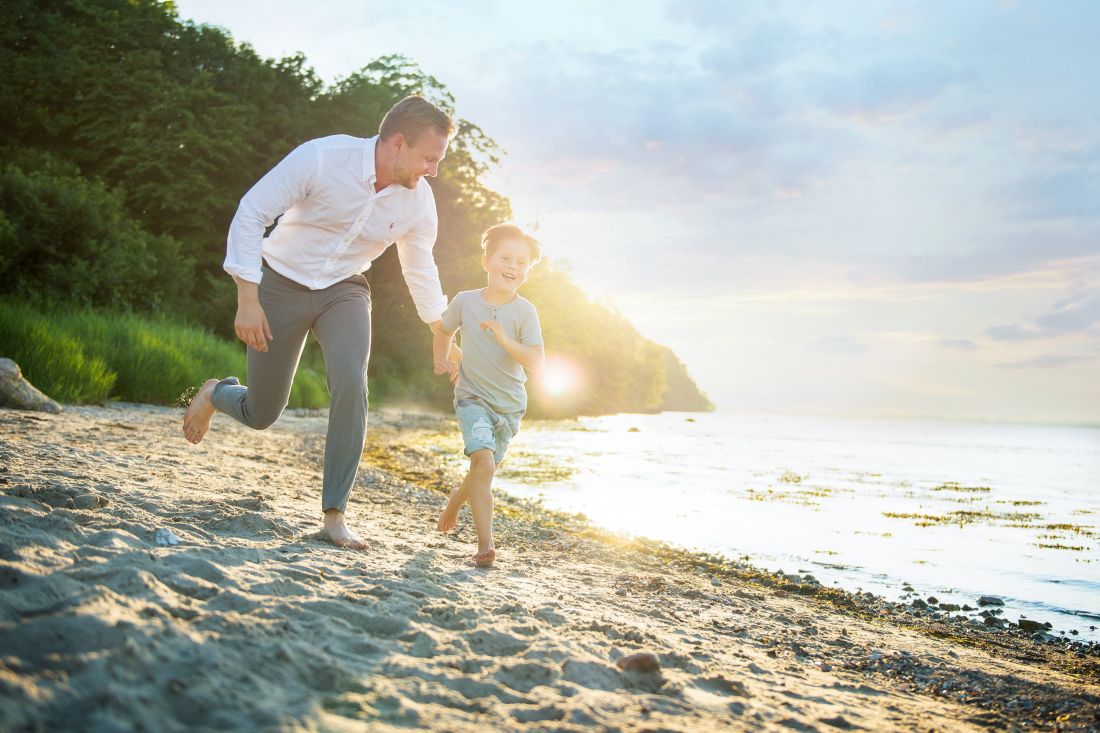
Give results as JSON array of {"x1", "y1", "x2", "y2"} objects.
[
  {"x1": 560, "y1": 659, "x2": 623, "y2": 691},
  {"x1": 493, "y1": 661, "x2": 558, "y2": 693},
  {"x1": 510, "y1": 705, "x2": 566, "y2": 723},
  {"x1": 464, "y1": 628, "x2": 531, "y2": 656},
  {"x1": 420, "y1": 603, "x2": 479, "y2": 630}
]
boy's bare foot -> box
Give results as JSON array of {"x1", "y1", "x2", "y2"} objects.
[
  {"x1": 437, "y1": 488, "x2": 466, "y2": 532},
  {"x1": 322, "y1": 509, "x2": 368, "y2": 550},
  {"x1": 183, "y1": 379, "x2": 220, "y2": 444},
  {"x1": 473, "y1": 547, "x2": 496, "y2": 567}
]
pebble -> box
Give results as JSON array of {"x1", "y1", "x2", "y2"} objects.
[
  {"x1": 615, "y1": 652, "x2": 660, "y2": 672},
  {"x1": 72, "y1": 494, "x2": 102, "y2": 510},
  {"x1": 154, "y1": 528, "x2": 181, "y2": 547}
]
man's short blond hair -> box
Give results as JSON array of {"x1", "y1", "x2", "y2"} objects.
[
  {"x1": 481, "y1": 223, "x2": 542, "y2": 262},
  {"x1": 379, "y1": 96, "x2": 455, "y2": 145}
]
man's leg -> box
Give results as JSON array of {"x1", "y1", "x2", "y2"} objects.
[
  {"x1": 183, "y1": 267, "x2": 313, "y2": 442},
  {"x1": 311, "y1": 276, "x2": 371, "y2": 548}
]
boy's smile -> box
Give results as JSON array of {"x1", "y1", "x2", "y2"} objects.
[{"x1": 482, "y1": 238, "x2": 533, "y2": 298}]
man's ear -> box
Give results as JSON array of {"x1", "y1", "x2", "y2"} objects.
[
  {"x1": 391, "y1": 132, "x2": 407, "y2": 150},
  {"x1": 481, "y1": 253, "x2": 490, "y2": 272}
]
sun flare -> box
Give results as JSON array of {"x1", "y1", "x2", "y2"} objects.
[{"x1": 540, "y1": 356, "x2": 583, "y2": 397}]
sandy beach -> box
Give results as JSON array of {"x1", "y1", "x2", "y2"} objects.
[{"x1": 1, "y1": 404, "x2": 1097, "y2": 732}]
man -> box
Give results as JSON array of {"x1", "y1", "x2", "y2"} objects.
[{"x1": 183, "y1": 96, "x2": 455, "y2": 549}]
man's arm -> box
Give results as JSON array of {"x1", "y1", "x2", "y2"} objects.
[
  {"x1": 234, "y1": 279, "x2": 274, "y2": 353},
  {"x1": 429, "y1": 320, "x2": 456, "y2": 375},
  {"x1": 394, "y1": 192, "x2": 448, "y2": 324},
  {"x1": 225, "y1": 141, "x2": 321, "y2": 350}
]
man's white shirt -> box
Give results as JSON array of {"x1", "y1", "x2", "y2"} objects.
[{"x1": 224, "y1": 134, "x2": 447, "y2": 323}]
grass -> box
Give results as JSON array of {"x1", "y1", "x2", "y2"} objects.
[{"x1": 0, "y1": 300, "x2": 328, "y2": 408}]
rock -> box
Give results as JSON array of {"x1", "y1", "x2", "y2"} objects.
[
  {"x1": 977, "y1": 596, "x2": 1005, "y2": 606},
  {"x1": 962, "y1": 604, "x2": 975, "y2": 611},
  {"x1": 154, "y1": 528, "x2": 181, "y2": 547},
  {"x1": 615, "y1": 652, "x2": 660, "y2": 673},
  {"x1": 939, "y1": 603, "x2": 960, "y2": 612},
  {"x1": 0, "y1": 358, "x2": 62, "y2": 414},
  {"x1": 911, "y1": 599, "x2": 928, "y2": 609},
  {"x1": 627, "y1": 427, "x2": 641, "y2": 433},
  {"x1": 1018, "y1": 619, "x2": 1046, "y2": 633},
  {"x1": 72, "y1": 494, "x2": 101, "y2": 510},
  {"x1": 820, "y1": 714, "x2": 854, "y2": 729},
  {"x1": 927, "y1": 596, "x2": 939, "y2": 605}
]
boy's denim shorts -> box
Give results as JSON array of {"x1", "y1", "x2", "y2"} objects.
[{"x1": 455, "y1": 395, "x2": 524, "y2": 465}]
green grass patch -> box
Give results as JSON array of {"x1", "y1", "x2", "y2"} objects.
[{"x1": 0, "y1": 301, "x2": 328, "y2": 408}]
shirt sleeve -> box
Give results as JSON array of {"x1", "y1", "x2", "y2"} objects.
[
  {"x1": 224, "y1": 140, "x2": 322, "y2": 284},
  {"x1": 441, "y1": 292, "x2": 463, "y2": 333},
  {"x1": 395, "y1": 186, "x2": 448, "y2": 323},
  {"x1": 519, "y1": 305, "x2": 544, "y2": 347}
]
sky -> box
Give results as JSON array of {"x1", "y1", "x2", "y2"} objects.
[{"x1": 174, "y1": 0, "x2": 1100, "y2": 424}]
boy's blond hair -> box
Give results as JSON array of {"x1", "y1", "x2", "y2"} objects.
[{"x1": 481, "y1": 223, "x2": 542, "y2": 262}]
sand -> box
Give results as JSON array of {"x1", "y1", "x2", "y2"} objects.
[{"x1": 0, "y1": 404, "x2": 1097, "y2": 732}]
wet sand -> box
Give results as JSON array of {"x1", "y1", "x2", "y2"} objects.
[{"x1": 0, "y1": 404, "x2": 1097, "y2": 732}]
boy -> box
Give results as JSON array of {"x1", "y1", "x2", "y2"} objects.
[{"x1": 434, "y1": 223, "x2": 544, "y2": 566}]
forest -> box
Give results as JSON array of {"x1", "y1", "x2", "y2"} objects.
[{"x1": 0, "y1": 0, "x2": 712, "y2": 416}]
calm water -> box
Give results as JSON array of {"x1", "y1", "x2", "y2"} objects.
[{"x1": 493, "y1": 412, "x2": 1100, "y2": 639}]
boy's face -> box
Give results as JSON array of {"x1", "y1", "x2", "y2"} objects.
[{"x1": 482, "y1": 238, "x2": 534, "y2": 294}]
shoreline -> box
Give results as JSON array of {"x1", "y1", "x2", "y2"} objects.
[
  {"x1": 367, "y1": 409, "x2": 1100, "y2": 646},
  {"x1": 1, "y1": 403, "x2": 1098, "y2": 731}
]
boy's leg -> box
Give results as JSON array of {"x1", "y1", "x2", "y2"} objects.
[
  {"x1": 439, "y1": 399, "x2": 497, "y2": 532},
  {"x1": 310, "y1": 275, "x2": 371, "y2": 546},
  {"x1": 465, "y1": 449, "x2": 497, "y2": 565},
  {"x1": 185, "y1": 268, "x2": 313, "y2": 442}
]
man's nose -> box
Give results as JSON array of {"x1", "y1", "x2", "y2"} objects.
[{"x1": 425, "y1": 161, "x2": 439, "y2": 177}]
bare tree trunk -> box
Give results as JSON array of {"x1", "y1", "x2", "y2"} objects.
[{"x1": 0, "y1": 359, "x2": 62, "y2": 413}]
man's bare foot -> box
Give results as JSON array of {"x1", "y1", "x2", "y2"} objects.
[
  {"x1": 183, "y1": 379, "x2": 220, "y2": 444},
  {"x1": 437, "y1": 488, "x2": 466, "y2": 532},
  {"x1": 473, "y1": 547, "x2": 496, "y2": 567},
  {"x1": 322, "y1": 509, "x2": 368, "y2": 550}
]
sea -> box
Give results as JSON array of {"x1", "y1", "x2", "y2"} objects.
[{"x1": 492, "y1": 411, "x2": 1100, "y2": 640}]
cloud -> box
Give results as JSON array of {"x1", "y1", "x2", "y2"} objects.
[
  {"x1": 815, "y1": 335, "x2": 869, "y2": 355},
  {"x1": 998, "y1": 354, "x2": 1094, "y2": 369},
  {"x1": 986, "y1": 287, "x2": 1100, "y2": 341},
  {"x1": 940, "y1": 339, "x2": 979, "y2": 351},
  {"x1": 816, "y1": 60, "x2": 972, "y2": 125}
]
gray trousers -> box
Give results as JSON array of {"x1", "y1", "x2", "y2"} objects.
[{"x1": 211, "y1": 265, "x2": 371, "y2": 514}]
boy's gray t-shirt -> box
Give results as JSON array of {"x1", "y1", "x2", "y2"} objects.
[{"x1": 441, "y1": 289, "x2": 543, "y2": 413}]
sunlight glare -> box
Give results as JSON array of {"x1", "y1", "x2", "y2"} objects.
[{"x1": 540, "y1": 356, "x2": 582, "y2": 397}]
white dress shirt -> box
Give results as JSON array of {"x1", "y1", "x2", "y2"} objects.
[{"x1": 224, "y1": 134, "x2": 447, "y2": 323}]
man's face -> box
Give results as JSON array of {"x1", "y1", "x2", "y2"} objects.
[{"x1": 393, "y1": 130, "x2": 449, "y2": 189}]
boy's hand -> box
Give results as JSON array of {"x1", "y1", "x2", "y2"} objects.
[{"x1": 480, "y1": 319, "x2": 509, "y2": 345}]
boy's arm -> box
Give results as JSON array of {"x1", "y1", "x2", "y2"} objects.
[{"x1": 480, "y1": 321, "x2": 545, "y2": 373}]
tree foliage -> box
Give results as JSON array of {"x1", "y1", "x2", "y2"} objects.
[{"x1": 0, "y1": 0, "x2": 711, "y2": 415}]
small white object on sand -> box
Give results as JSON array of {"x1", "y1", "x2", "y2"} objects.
[{"x1": 154, "y1": 528, "x2": 181, "y2": 547}]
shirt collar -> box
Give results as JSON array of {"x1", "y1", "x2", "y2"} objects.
[{"x1": 363, "y1": 135, "x2": 378, "y2": 184}]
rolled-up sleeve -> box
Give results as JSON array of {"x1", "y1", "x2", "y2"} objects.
[
  {"x1": 224, "y1": 141, "x2": 322, "y2": 284},
  {"x1": 395, "y1": 188, "x2": 447, "y2": 322}
]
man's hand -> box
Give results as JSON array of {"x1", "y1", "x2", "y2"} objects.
[
  {"x1": 447, "y1": 343, "x2": 462, "y2": 384},
  {"x1": 234, "y1": 279, "x2": 273, "y2": 352},
  {"x1": 429, "y1": 320, "x2": 455, "y2": 375}
]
